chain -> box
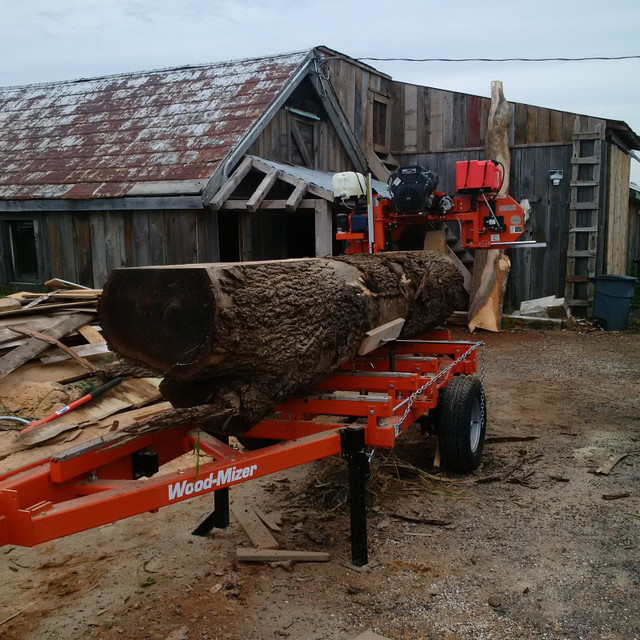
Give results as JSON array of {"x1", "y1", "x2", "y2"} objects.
[{"x1": 390, "y1": 342, "x2": 485, "y2": 435}]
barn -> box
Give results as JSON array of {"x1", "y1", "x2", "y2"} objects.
[{"x1": 1, "y1": 46, "x2": 638, "y2": 314}]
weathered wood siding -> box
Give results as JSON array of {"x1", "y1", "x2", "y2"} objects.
[
  {"x1": 1, "y1": 209, "x2": 220, "y2": 289},
  {"x1": 605, "y1": 144, "x2": 631, "y2": 274},
  {"x1": 325, "y1": 55, "x2": 603, "y2": 156},
  {"x1": 247, "y1": 108, "x2": 353, "y2": 173}
]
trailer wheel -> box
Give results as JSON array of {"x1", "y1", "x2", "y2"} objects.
[{"x1": 437, "y1": 375, "x2": 486, "y2": 472}]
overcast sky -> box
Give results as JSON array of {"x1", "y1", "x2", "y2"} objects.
[{"x1": 2, "y1": 0, "x2": 639, "y2": 182}]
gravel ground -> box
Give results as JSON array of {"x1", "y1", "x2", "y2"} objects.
[{"x1": 0, "y1": 327, "x2": 638, "y2": 640}]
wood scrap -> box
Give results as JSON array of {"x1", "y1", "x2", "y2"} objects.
[
  {"x1": 40, "y1": 341, "x2": 110, "y2": 364},
  {"x1": 595, "y1": 453, "x2": 628, "y2": 475},
  {"x1": 485, "y1": 435, "x2": 538, "y2": 443},
  {"x1": 0, "y1": 298, "x2": 21, "y2": 312},
  {"x1": 602, "y1": 493, "x2": 630, "y2": 501},
  {"x1": 7, "y1": 325, "x2": 101, "y2": 374},
  {"x1": 0, "y1": 378, "x2": 161, "y2": 454},
  {"x1": 236, "y1": 549, "x2": 330, "y2": 563},
  {"x1": 21, "y1": 291, "x2": 57, "y2": 310},
  {"x1": 77, "y1": 324, "x2": 104, "y2": 344},
  {"x1": 231, "y1": 502, "x2": 279, "y2": 549},
  {"x1": 390, "y1": 513, "x2": 452, "y2": 526},
  {"x1": 0, "y1": 300, "x2": 98, "y2": 318},
  {"x1": 0, "y1": 313, "x2": 94, "y2": 380},
  {"x1": 254, "y1": 506, "x2": 282, "y2": 532},
  {"x1": 45, "y1": 277, "x2": 92, "y2": 290}
]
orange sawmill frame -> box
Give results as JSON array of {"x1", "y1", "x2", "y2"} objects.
[{"x1": 0, "y1": 329, "x2": 481, "y2": 565}]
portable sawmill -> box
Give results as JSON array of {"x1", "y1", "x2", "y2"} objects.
[{"x1": 0, "y1": 159, "x2": 530, "y2": 567}]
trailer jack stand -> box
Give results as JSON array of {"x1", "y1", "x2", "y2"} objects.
[
  {"x1": 341, "y1": 426, "x2": 370, "y2": 567},
  {"x1": 192, "y1": 436, "x2": 230, "y2": 536}
]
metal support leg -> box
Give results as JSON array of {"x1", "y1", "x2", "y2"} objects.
[
  {"x1": 192, "y1": 436, "x2": 231, "y2": 537},
  {"x1": 388, "y1": 342, "x2": 396, "y2": 372},
  {"x1": 341, "y1": 426, "x2": 370, "y2": 567}
]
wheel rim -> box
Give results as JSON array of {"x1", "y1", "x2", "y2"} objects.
[{"x1": 469, "y1": 396, "x2": 482, "y2": 452}]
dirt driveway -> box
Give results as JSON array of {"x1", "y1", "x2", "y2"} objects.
[{"x1": 1, "y1": 328, "x2": 638, "y2": 640}]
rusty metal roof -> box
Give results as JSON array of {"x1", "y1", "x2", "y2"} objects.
[{"x1": 0, "y1": 51, "x2": 310, "y2": 200}]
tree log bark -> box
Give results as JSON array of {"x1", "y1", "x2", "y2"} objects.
[{"x1": 99, "y1": 251, "x2": 466, "y2": 436}]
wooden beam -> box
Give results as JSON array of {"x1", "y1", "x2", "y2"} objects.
[
  {"x1": 0, "y1": 196, "x2": 203, "y2": 212},
  {"x1": 364, "y1": 148, "x2": 391, "y2": 182},
  {"x1": 250, "y1": 157, "x2": 334, "y2": 201},
  {"x1": 221, "y1": 198, "x2": 318, "y2": 211},
  {"x1": 209, "y1": 156, "x2": 254, "y2": 211},
  {"x1": 285, "y1": 180, "x2": 307, "y2": 212},
  {"x1": 246, "y1": 167, "x2": 278, "y2": 213},
  {"x1": 314, "y1": 199, "x2": 333, "y2": 257}
]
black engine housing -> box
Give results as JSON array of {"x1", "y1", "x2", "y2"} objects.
[{"x1": 388, "y1": 165, "x2": 439, "y2": 214}]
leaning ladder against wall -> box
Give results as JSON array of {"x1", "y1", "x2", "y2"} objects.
[{"x1": 564, "y1": 120, "x2": 603, "y2": 316}]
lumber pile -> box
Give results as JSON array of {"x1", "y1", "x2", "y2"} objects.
[
  {"x1": 0, "y1": 279, "x2": 167, "y2": 472},
  {"x1": 98, "y1": 251, "x2": 467, "y2": 438},
  {"x1": 0, "y1": 279, "x2": 102, "y2": 318}
]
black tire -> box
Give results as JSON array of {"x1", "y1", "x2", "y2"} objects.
[{"x1": 437, "y1": 375, "x2": 486, "y2": 473}]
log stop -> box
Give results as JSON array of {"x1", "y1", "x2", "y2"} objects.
[{"x1": 98, "y1": 251, "x2": 467, "y2": 437}]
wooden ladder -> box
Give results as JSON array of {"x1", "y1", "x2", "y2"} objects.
[{"x1": 564, "y1": 121, "x2": 603, "y2": 316}]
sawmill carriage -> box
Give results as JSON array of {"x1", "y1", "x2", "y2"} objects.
[{"x1": 0, "y1": 159, "x2": 527, "y2": 565}]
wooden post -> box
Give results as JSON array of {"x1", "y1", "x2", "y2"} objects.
[
  {"x1": 314, "y1": 200, "x2": 333, "y2": 257},
  {"x1": 468, "y1": 81, "x2": 512, "y2": 333}
]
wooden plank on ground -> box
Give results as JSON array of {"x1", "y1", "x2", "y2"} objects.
[
  {"x1": 236, "y1": 549, "x2": 330, "y2": 563},
  {"x1": 254, "y1": 506, "x2": 282, "y2": 532},
  {"x1": 0, "y1": 313, "x2": 94, "y2": 380},
  {"x1": 231, "y1": 503, "x2": 279, "y2": 549}
]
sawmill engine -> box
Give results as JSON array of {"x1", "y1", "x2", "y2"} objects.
[{"x1": 388, "y1": 165, "x2": 439, "y2": 214}]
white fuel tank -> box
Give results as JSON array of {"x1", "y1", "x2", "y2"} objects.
[{"x1": 332, "y1": 172, "x2": 366, "y2": 199}]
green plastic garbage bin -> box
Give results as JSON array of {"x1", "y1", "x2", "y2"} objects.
[{"x1": 590, "y1": 275, "x2": 637, "y2": 330}]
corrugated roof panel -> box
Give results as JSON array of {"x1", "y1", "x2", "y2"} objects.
[{"x1": 0, "y1": 51, "x2": 309, "y2": 199}]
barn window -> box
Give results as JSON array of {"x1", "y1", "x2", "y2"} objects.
[
  {"x1": 7, "y1": 220, "x2": 39, "y2": 282},
  {"x1": 372, "y1": 96, "x2": 390, "y2": 153}
]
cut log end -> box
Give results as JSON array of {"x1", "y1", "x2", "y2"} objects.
[{"x1": 98, "y1": 267, "x2": 217, "y2": 375}]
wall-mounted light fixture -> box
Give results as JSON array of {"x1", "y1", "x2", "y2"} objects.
[{"x1": 549, "y1": 170, "x2": 563, "y2": 186}]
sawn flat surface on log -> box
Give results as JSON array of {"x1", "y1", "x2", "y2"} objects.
[{"x1": 99, "y1": 251, "x2": 466, "y2": 437}]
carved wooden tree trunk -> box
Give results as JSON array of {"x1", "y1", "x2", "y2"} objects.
[
  {"x1": 99, "y1": 251, "x2": 467, "y2": 436},
  {"x1": 468, "y1": 80, "x2": 512, "y2": 332}
]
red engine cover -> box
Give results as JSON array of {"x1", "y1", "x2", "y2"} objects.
[{"x1": 455, "y1": 160, "x2": 501, "y2": 193}]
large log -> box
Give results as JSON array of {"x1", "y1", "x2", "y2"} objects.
[{"x1": 98, "y1": 251, "x2": 467, "y2": 436}]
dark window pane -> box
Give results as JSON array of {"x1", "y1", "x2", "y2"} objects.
[{"x1": 10, "y1": 221, "x2": 38, "y2": 281}]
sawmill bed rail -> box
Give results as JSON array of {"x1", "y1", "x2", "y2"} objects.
[{"x1": 0, "y1": 329, "x2": 485, "y2": 566}]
